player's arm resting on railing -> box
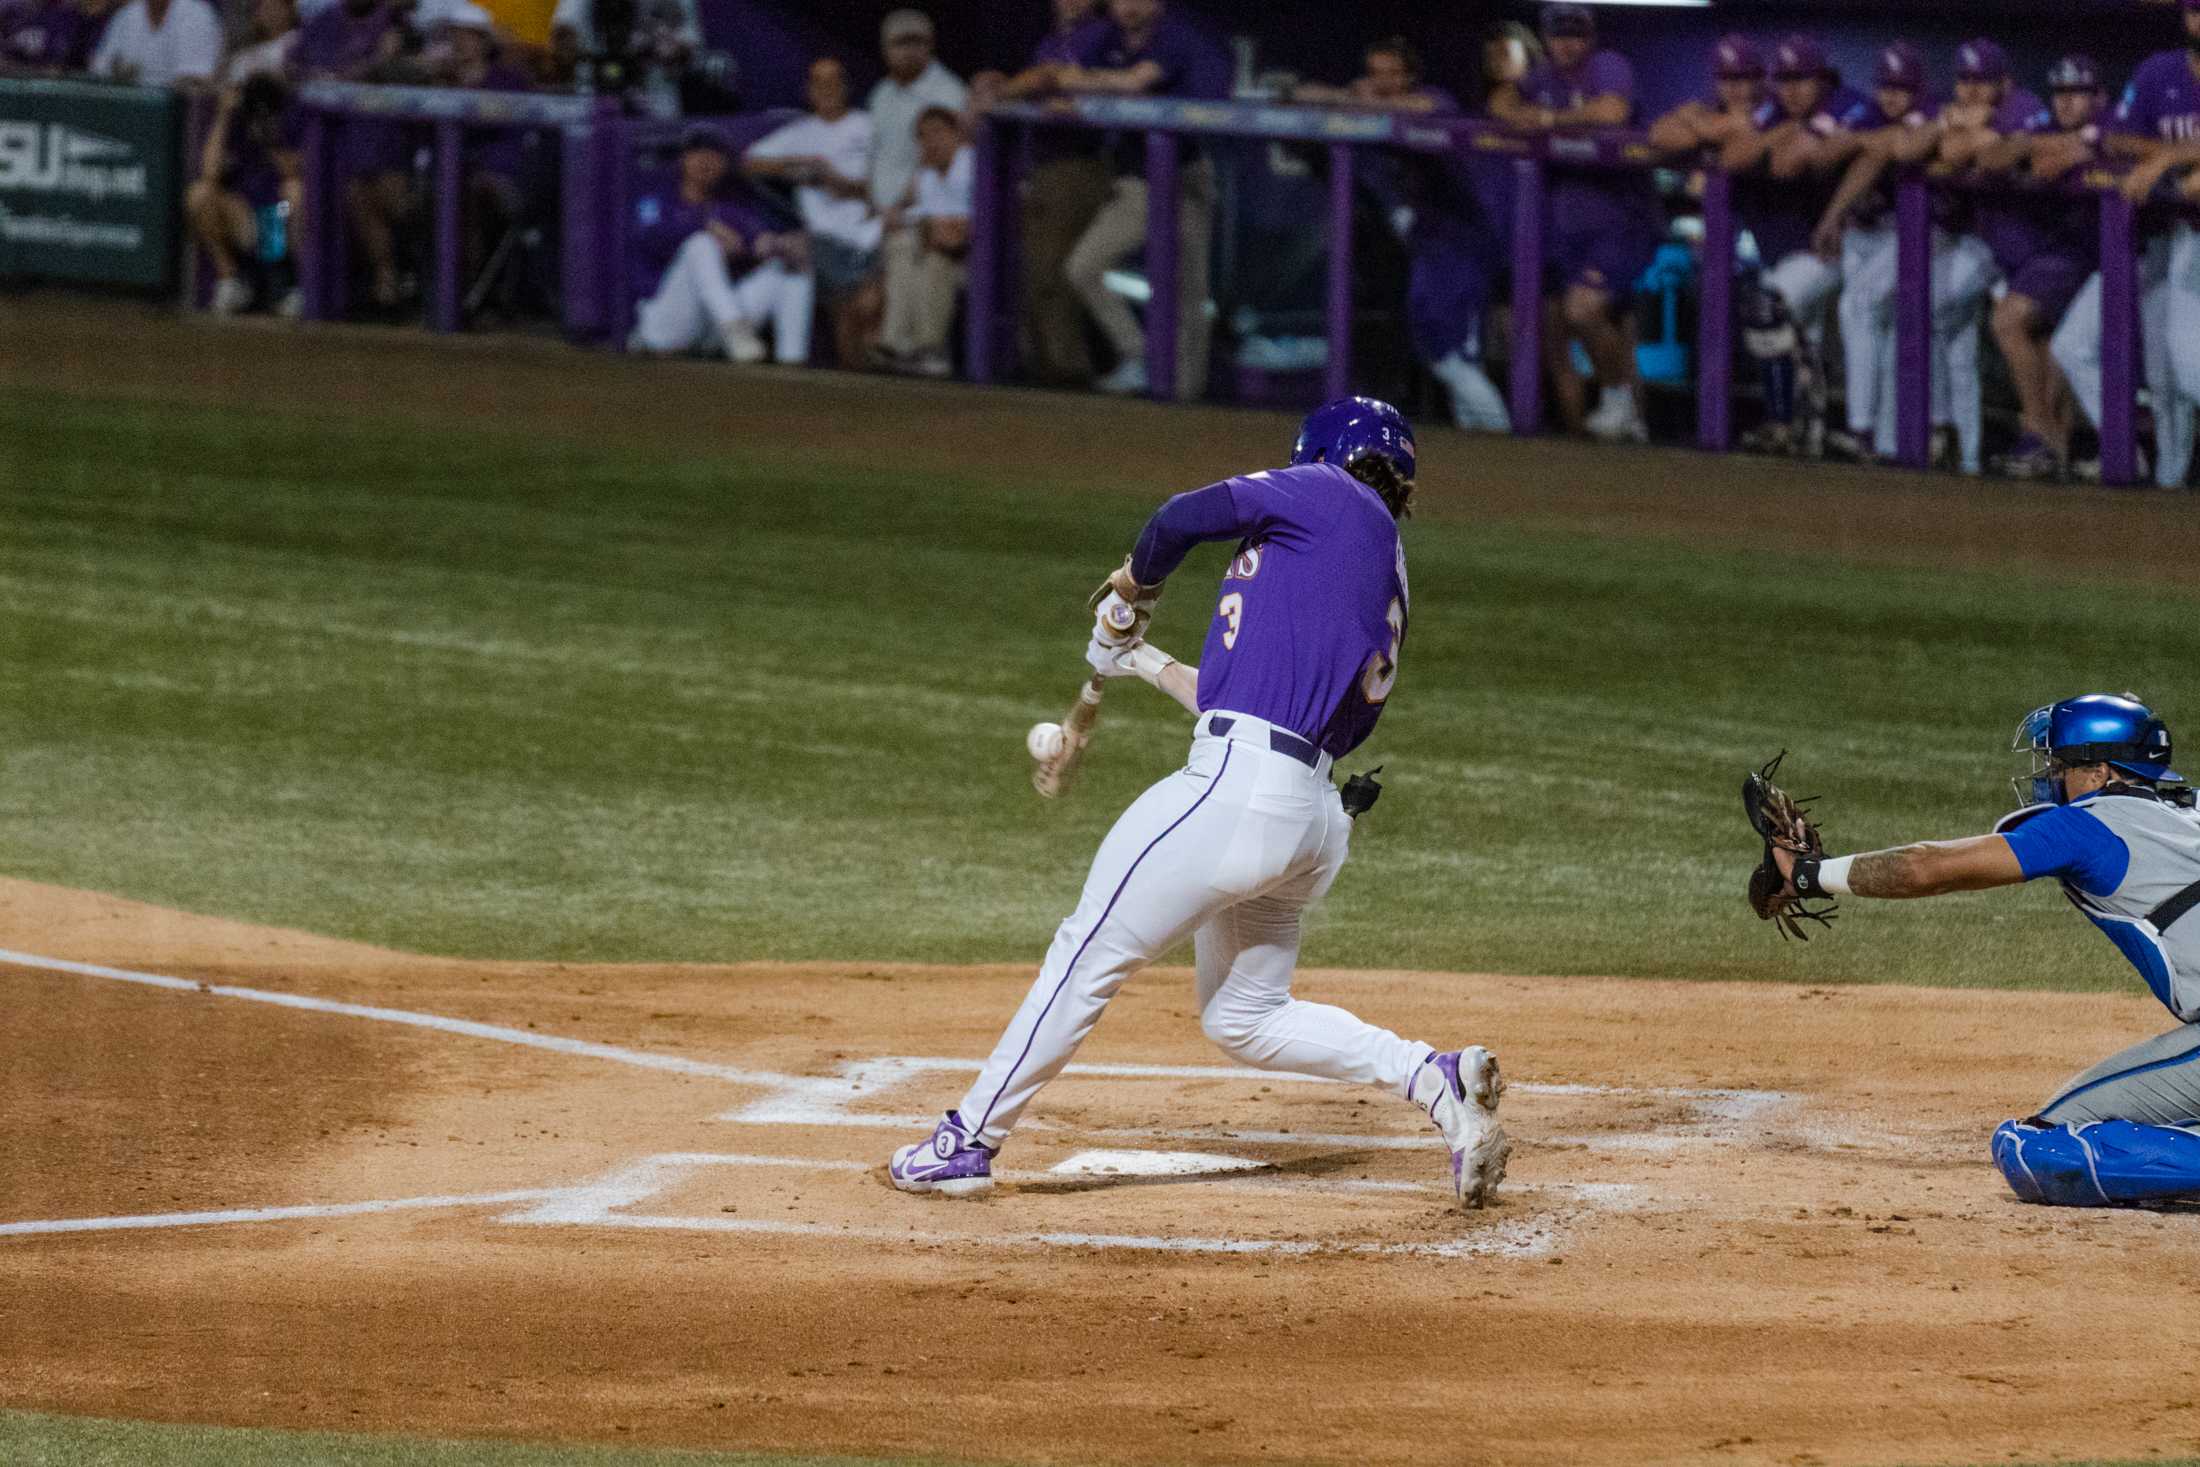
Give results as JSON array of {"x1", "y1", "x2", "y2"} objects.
[
  {"x1": 1781, "y1": 834, "x2": 2026, "y2": 901},
  {"x1": 1808, "y1": 143, "x2": 1890, "y2": 254},
  {"x1": 1976, "y1": 129, "x2": 2034, "y2": 174},
  {"x1": 1056, "y1": 59, "x2": 1164, "y2": 96},
  {"x1": 1647, "y1": 100, "x2": 1716, "y2": 154},
  {"x1": 2117, "y1": 135, "x2": 2200, "y2": 201},
  {"x1": 1719, "y1": 117, "x2": 1782, "y2": 173}
]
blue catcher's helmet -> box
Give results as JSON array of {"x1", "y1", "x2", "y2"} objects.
[
  {"x1": 1291, "y1": 396, "x2": 1416, "y2": 484},
  {"x1": 2011, "y1": 692, "x2": 2182, "y2": 807}
]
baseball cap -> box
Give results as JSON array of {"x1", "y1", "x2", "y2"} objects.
[
  {"x1": 881, "y1": 8, "x2": 933, "y2": 44},
  {"x1": 442, "y1": 0, "x2": 492, "y2": 29},
  {"x1": 1771, "y1": 34, "x2": 1829, "y2": 80},
  {"x1": 2046, "y1": 54, "x2": 2101, "y2": 92},
  {"x1": 1874, "y1": 41, "x2": 1925, "y2": 91},
  {"x1": 1712, "y1": 34, "x2": 1763, "y2": 80},
  {"x1": 1956, "y1": 38, "x2": 2008, "y2": 82},
  {"x1": 680, "y1": 120, "x2": 735, "y2": 156},
  {"x1": 1540, "y1": 3, "x2": 1595, "y2": 41}
]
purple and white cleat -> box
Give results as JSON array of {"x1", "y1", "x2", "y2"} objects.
[
  {"x1": 888, "y1": 1109, "x2": 997, "y2": 1196},
  {"x1": 1409, "y1": 1047, "x2": 1510, "y2": 1209}
]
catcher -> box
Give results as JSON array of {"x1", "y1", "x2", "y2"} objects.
[{"x1": 1747, "y1": 693, "x2": 2200, "y2": 1207}]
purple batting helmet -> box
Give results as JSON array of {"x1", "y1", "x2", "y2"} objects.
[
  {"x1": 1956, "y1": 38, "x2": 2008, "y2": 82},
  {"x1": 1292, "y1": 397, "x2": 1416, "y2": 485},
  {"x1": 1771, "y1": 34, "x2": 1830, "y2": 81},
  {"x1": 1874, "y1": 41, "x2": 1926, "y2": 92},
  {"x1": 1713, "y1": 34, "x2": 1763, "y2": 80},
  {"x1": 1540, "y1": 3, "x2": 1595, "y2": 41},
  {"x1": 2046, "y1": 54, "x2": 2102, "y2": 92}
]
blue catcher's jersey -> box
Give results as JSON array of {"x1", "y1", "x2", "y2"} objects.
[{"x1": 1998, "y1": 789, "x2": 2200, "y2": 1020}]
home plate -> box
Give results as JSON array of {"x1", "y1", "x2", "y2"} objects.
[{"x1": 1048, "y1": 1150, "x2": 1266, "y2": 1178}]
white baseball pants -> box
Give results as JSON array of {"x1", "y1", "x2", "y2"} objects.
[
  {"x1": 953, "y1": 712, "x2": 1436, "y2": 1150},
  {"x1": 1837, "y1": 225, "x2": 1994, "y2": 468},
  {"x1": 2051, "y1": 237, "x2": 2194, "y2": 488},
  {"x1": 633, "y1": 232, "x2": 814, "y2": 363}
]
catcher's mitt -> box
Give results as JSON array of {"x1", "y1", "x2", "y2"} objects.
[{"x1": 1743, "y1": 751, "x2": 1837, "y2": 941}]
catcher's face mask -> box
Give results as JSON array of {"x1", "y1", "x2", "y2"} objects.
[{"x1": 2011, "y1": 704, "x2": 2064, "y2": 808}]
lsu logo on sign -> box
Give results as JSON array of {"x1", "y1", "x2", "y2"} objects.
[{"x1": 0, "y1": 122, "x2": 149, "y2": 201}]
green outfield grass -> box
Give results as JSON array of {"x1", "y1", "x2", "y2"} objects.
[
  {"x1": 0, "y1": 1411, "x2": 977, "y2": 1467},
  {"x1": 2, "y1": 1412, "x2": 2193, "y2": 1467},
  {"x1": 2, "y1": 383, "x2": 2195, "y2": 988}
]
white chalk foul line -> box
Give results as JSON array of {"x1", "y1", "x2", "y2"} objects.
[
  {"x1": 0, "y1": 947, "x2": 789, "y2": 1086},
  {"x1": 0, "y1": 1188, "x2": 563, "y2": 1238}
]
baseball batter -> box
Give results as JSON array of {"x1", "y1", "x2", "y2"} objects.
[
  {"x1": 1753, "y1": 694, "x2": 2200, "y2": 1207},
  {"x1": 888, "y1": 398, "x2": 1510, "y2": 1209}
]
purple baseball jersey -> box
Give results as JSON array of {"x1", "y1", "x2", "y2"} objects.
[
  {"x1": 293, "y1": 2, "x2": 410, "y2": 175},
  {"x1": 1130, "y1": 463, "x2": 1407, "y2": 759},
  {"x1": 1734, "y1": 84, "x2": 1869, "y2": 264},
  {"x1": 1, "y1": 0, "x2": 93, "y2": 70},
  {"x1": 224, "y1": 105, "x2": 306, "y2": 208},
  {"x1": 631, "y1": 188, "x2": 774, "y2": 282},
  {"x1": 1974, "y1": 109, "x2": 2097, "y2": 314},
  {"x1": 463, "y1": 59, "x2": 534, "y2": 179},
  {"x1": 1030, "y1": 14, "x2": 1112, "y2": 164},
  {"x1": 1074, "y1": 14, "x2": 1228, "y2": 173},
  {"x1": 1519, "y1": 49, "x2": 1661, "y2": 288},
  {"x1": 2116, "y1": 50, "x2": 2200, "y2": 142}
]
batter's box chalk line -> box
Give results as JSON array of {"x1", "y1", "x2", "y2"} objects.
[{"x1": 0, "y1": 948, "x2": 1786, "y2": 1252}]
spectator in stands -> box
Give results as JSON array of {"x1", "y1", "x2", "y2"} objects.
[
  {"x1": 745, "y1": 55, "x2": 881, "y2": 367},
  {"x1": 876, "y1": 104, "x2": 970, "y2": 376},
  {"x1": 1487, "y1": 3, "x2": 1660, "y2": 442},
  {"x1": 433, "y1": 3, "x2": 533, "y2": 300},
  {"x1": 1058, "y1": 0, "x2": 1228, "y2": 399},
  {"x1": 1295, "y1": 38, "x2": 1508, "y2": 432},
  {"x1": 631, "y1": 121, "x2": 813, "y2": 364},
  {"x1": 867, "y1": 9, "x2": 965, "y2": 215},
  {"x1": 550, "y1": 0, "x2": 699, "y2": 113},
  {"x1": 1974, "y1": 55, "x2": 2106, "y2": 478},
  {"x1": 1480, "y1": 19, "x2": 1541, "y2": 102},
  {"x1": 292, "y1": 0, "x2": 415, "y2": 309},
  {"x1": 971, "y1": 0, "x2": 1109, "y2": 387},
  {"x1": 87, "y1": 0, "x2": 219, "y2": 86},
  {"x1": 187, "y1": 72, "x2": 303, "y2": 315},
  {"x1": 217, "y1": 0, "x2": 296, "y2": 83},
  {"x1": 0, "y1": 0, "x2": 100, "y2": 72}
]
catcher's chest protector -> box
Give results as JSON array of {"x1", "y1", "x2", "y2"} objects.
[{"x1": 2059, "y1": 796, "x2": 2200, "y2": 1022}]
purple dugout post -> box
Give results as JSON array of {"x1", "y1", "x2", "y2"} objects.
[
  {"x1": 1142, "y1": 128, "x2": 1180, "y2": 402},
  {"x1": 558, "y1": 112, "x2": 612, "y2": 341},
  {"x1": 965, "y1": 110, "x2": 1003, "y2": 385},
  {"x1": 1507, "y1": 154, "x2": 1544, "y2": 435},
  {"x1": 1893, "y1": 171, "x2": 1932, "y2": 468},
  {"x1": 2098, "y1": 191, "x2": 2138, "y2": 486},
  {"x1": 1324, "y1": 141, "x2": 1355, "y2": 402},
  {"x1": 298, "y1": 107, "x2": 347, "y2": 323},
  {"x1": 431, "y1": 117, "x2": 463, "y2": 333},
  {"x1": 1696, "y1": 165, "x2": 1736, "y2": 451}
]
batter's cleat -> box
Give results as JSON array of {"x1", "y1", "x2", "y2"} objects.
[
  {"x1": 1990, "y1": 434, "x2": 2064, "y2": 481},
  {"x1": 1410, "y1": 1048, "x2": 1510, "y2": 1209},
  {"x1": 889, "y1": 1109, "x2": 996, "y2": 1196}
]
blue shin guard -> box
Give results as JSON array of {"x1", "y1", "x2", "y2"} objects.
[{"x1": 1993, "y1": 1118, "x2": 2200, "y2": 1206}]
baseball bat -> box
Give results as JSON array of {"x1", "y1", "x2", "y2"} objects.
[{"x1": 1032, "y1": 675, "x2": 1106, "y2": 799}]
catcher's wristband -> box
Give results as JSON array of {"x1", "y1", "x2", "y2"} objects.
[{"x1": 1793, "y1": 855, "x2": 1853, "y2": 899}]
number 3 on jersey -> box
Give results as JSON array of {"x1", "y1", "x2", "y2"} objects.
[
  {"x1": 1218, "y1": 592, "x2": 1245, "y2": 649},
  {"x1": 1361, "y1": 597, "x2": 1403, "y2": 704}
]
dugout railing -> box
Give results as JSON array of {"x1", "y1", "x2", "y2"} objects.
[{"x1": 971, "y1": 95, "x2": 2156, "y2": 485}]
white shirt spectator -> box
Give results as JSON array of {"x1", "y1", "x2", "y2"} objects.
[
  {"x1": 910, "y1": 144, "x2": 972, "y2": 222},
  {"x1": 747, "y1": 109, "x2": 881, "y2": 252},
  {"x1": 88, "y1": 0, "x2": 221, "y2": 86},
  {"x1": 219, "y1": 29, "x2": 295, "y2": 83},
  {"x1": 865, "y1": 59, "x2": 965, "y2": 210}
]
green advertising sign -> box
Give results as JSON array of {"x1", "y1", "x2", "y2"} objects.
[{"x1": 0, "y1": 78, "x2": 179, "y2": 289}]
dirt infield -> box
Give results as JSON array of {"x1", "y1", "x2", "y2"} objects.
[{"x1": 6, "y1": 878, "x2": 2200, "y2": 1467}]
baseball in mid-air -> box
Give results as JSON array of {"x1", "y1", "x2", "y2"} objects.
[{"x1": 1027, "y1": 721, "x2": 1065, "y2": 761}]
